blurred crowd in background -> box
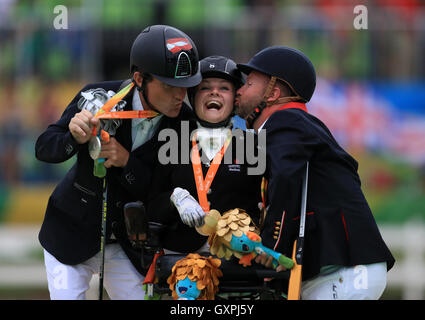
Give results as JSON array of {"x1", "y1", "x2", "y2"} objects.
[
  {"x1": 0, "y1": 0, "x2": 424, "y2": 225},
  {"x1": 0, "y1": 0, "x2": 424, "y2": 300}
]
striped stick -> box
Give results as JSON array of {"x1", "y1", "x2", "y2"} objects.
[{"x1": 288, "y1": 161, "x2": 309, "y2": 300}]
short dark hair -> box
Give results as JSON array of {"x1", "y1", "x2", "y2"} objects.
[
  {"x1": 133, "y1": 68, "x2": 153, "y2": 83},
  {"x1": 140, "y1": 71, "x2": 153, "y2": 84},
  {"x1": 132, "y1": 69, "x2": 154, "y2": 92}
]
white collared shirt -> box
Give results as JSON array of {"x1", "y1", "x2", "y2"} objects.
[
  {"x1": 257, "y1": 118, "x2": 269, "y2": 133},
  {"x1": 195, "y1": 122, "x2": 232, "y2": 161},
  {"x1": 131, "y1": 89, "x2": 163, "y2": 151}
]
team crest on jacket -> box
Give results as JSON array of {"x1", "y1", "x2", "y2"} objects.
[
  {"x1": 166, "y1": 38, "x2": 192, "y2": 53},
  {"x1": 228, "y1": 164, "x2": 241, "y2": 172}
]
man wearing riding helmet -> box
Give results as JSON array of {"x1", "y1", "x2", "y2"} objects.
[
  {"x1": 146, "y1": 55, "x2": 262, "y2": 254},
  {"x1": 235, "y1": 46, "x2": 395, "y2": 300},
  {"x1": 35, "y1": 25, "x2": 201, "y2": 299}
]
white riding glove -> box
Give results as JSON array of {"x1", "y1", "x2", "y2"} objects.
[{"x1": 170, "y1": 187, "x2": 206, "y2": 227}]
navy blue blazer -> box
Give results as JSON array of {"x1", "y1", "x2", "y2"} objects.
[
  {"x1": 146, "y1": 120, "x2": 263, "y2": 253},
  {"x1": 261, "y1": 107, "x2": 395, "y2": 281},
  {"x1": 35, "y1": 79, "x2": 193, "y2": 275}
]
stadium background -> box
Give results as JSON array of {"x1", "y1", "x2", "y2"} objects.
[{"x1": 0, "y1": 0, "x2": 424, "y2": 299}]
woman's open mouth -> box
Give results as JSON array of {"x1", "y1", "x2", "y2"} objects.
[{"x1": 206, "y1": 100, "x2": 223, "y2": 110}]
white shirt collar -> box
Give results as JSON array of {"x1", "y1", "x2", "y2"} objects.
[
  {"x1": 195, "y1": 122, "x2": 231, "y2": 161},
  {"x1": 257, "y1": 118, "x2": 268, "y2": 133},
  {"x1": 132, "y1": 89, "x2": 143, "y2": 111},
  {"x1": 130, "y1": 89, "x2": 163, "y2": 150}
]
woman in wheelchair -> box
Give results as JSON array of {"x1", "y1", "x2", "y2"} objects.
[
  {"x1": 146, "y1": 55, "x2": 262, "y2": 255},
  {"x1": 131, "y1": 56, "x2": 289, "y2": 299}
]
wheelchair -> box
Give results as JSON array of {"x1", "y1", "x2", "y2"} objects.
[{"x1": 124, "y1": 202, "x2": 290, "y2": 300}]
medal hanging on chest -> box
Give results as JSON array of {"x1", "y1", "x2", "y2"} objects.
[
  {"x1": 191, "y1": 132, "x2": 232, "y2": 212},
  {"x1": 89, "y1": 135, "x2": 106, "y2": 177},
  {"x1": 89, "y1": 135, "x2": 102, "y2": 160}
]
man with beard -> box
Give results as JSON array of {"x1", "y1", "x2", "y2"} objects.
[{"x1": 234, "y1": 46, "x2": 395, "y2": 300}]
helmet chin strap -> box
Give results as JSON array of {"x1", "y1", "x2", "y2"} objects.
[
  {"x1": 132, "y1": 79, "x2": 161, "y2": 114},
  {"x1": 245, "y1": 76, "x2": 277, "y2": 129},
  {"x1": 245, "y1": 101, "x2": 267, "y2": 129},
  {"x1": 245, "y1": 76, "x2": 303, "y2": 129}
]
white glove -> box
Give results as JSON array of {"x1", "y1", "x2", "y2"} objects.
[{"x1": 170, "y1": 187, "x2": 206, "y2": 227}]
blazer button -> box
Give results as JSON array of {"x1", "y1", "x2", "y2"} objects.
[
  {"x1": 125, "y1": 172, "x2": 136, "y2": 184},
  {"x1": 65, "y1": 144, "x2": 73, "y2": 155},
  {"x1": 207, "y1": 188, "x2": 212, "y2": 195},
  {"x1": 273, "y1": 236, "x2": 278, "y2": 240},
  {"x1": 275, "y1": 221, "x2": 281, "y2": 226}
]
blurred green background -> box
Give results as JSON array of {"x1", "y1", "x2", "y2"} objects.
[{"x1": 0, "y1": 0, "x2": 424, "y2": 300}]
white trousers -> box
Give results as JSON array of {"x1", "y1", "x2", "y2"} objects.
[
  {"x1": 301, "y1": 262, "x2": 387, "y2": 300},
  {"x1": 44, "y1": 244, "x2": 145, "y2": 300}
]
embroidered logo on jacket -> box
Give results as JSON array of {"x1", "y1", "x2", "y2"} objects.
[{"x1": 228, "y1": 164, "x2": 241, "y2": 172}]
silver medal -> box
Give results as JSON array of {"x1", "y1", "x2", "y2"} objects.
[
  {"x1": 78, "y1": 88, "x2": 126, "y2": 161},
  {"x1": 88, "y1": 135, "x2": 102, "y2": 160}
]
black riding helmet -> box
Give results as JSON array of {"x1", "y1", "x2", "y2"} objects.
[
  {"x1": 237, "y1": 46, "x2": 316, "y2": 128},
  {"x1": 130, "y1": 25, "x2": 202, "y2": 88},
  {"x1": 237, "y1": 46, "x2": 316, "y2": 102},
  {"x1": 199, "y1": 55, "x2": 243, "y2": 88},
  {"x1": 189, "y1": 56, "x2": 243, "y2": 128}
]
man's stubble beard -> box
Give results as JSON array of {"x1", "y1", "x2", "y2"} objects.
[{"x1": 235, "y1": 97, "x2": 262, "y2": 120}]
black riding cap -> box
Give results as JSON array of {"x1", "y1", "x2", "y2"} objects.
[
  {"x1": 199, "y1": 55, "x2": 243, "y2": 88},
  {"x1": 237, "y1": 46, "x2": 316, "y2": 102},
  {"x1": 130, "y1": 25, "x2": 202, "y2": 88}
]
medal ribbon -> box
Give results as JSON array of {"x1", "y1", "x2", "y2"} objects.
[
  {"x1": 91, "y1": 82, "x2": 159, "y2": 136},
  {"x1": 96, "y1": 110, "x2": 158, "y2": 119},
  {"x1": 191, "y1": 132, "x2": 232, "y2": 212},
  {"x1": 90, "y1": 81, "x2": 159, "y2": 178},
  {"x1": 277, "y1": 102, "x2": 308, "y2": 113}
]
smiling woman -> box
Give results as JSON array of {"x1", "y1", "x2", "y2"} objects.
[
  {"x1": 146, "y1": 55, "x2": 263, "y2": 257},
  {"x1": 189, "y1": 55, "x2": 243, "y2": 128},
  {"x1": 194, "y1": 78, "x2": 235, "y2": 124}
]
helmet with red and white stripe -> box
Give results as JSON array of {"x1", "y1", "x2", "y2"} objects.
[{"x1": 130, "y1": 25, "x2": 202, "y2": 88}]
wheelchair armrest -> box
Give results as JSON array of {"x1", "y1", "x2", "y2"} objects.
[
  {"x1": 156, "y1": 254, "x2": 290, "y2": 283},
  {"x1": 220, "y1": 258, "x2": 290, "y2": 281}
]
